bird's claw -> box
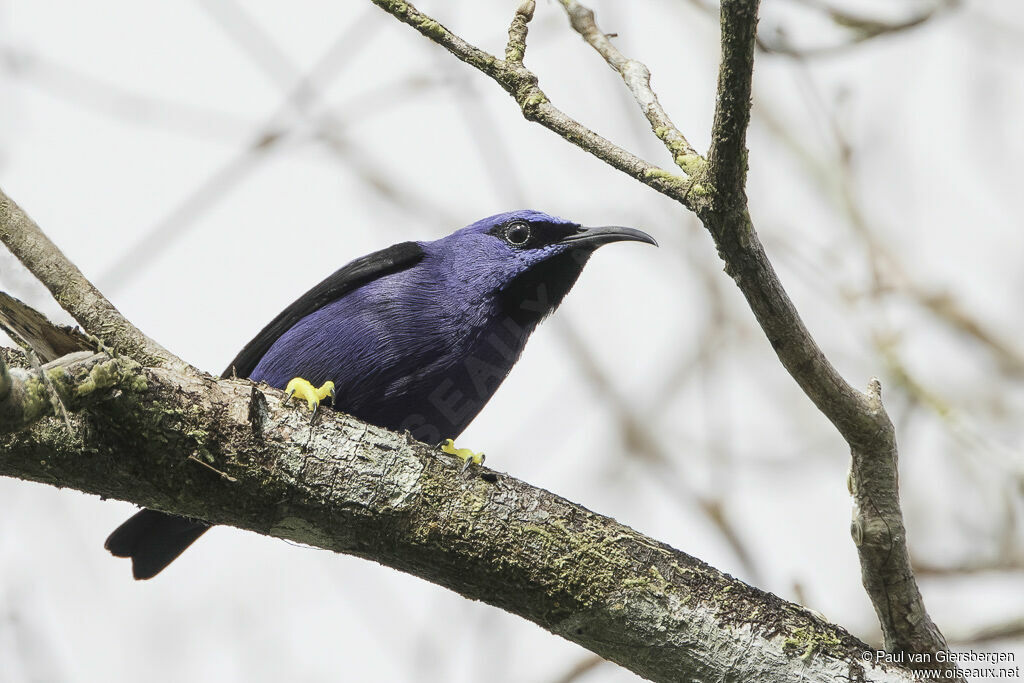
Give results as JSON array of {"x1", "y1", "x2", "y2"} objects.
[
  {"x1": 441, "y1": 438, "x2": 485, "y2": 473},
  {"x1": 284, "y1": 377, "x2": 336, "y2": 424}
]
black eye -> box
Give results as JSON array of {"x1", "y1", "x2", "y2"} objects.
[{"x1": 504, "y1": 222, "x2": 531, "y2": 247}]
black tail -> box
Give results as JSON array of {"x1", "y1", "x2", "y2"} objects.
[{"x1": 105, "y1": 509, "x2": 210, "y2": 580}]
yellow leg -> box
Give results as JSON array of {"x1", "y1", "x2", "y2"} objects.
[
  {"x1": 284, "y1": 377, "x2": 336, "y2": 422},
  {"x1": 441, "y1": 438, "x2": 485, "y2": 472}
]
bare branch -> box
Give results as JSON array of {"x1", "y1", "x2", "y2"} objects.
[
  {"x1": 849, "y1": 381, "x2": 957, "y2": 678},
  {"x1": 0, "y1": 187, "x2": 185, "y2": 370},
  {"x1": 705, "y1": 0, "x2": 758, "y2": 199},
  {"x1": 505, "y1": 0, "x2": 535, "y2": 64},
  {"x1": 557, "y1": 0, "x2": 703, "y2": 176},
  {"x1": 757, "y1": 1, "x2": 959, "y2": 58},
  {"x1": 368, "y1": 0, "x2": 694, "y2": 203},
  {"x1": 696, "y1": 7, "x2": 954, "y2": 670},
  {"x1": 684, "y1": 0, "x2": 958, "y2": 58},
  {"x1": 950, "y1": 616, "x2": 1024, "y2": 646}
]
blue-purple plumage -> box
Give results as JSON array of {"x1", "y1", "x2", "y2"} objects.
[
  {"x1": 106, "y1": 209, "x2": 655, "y2": 579},
  {"x1": 250, "y1": 210, "x2": 594, "y2": 442}
]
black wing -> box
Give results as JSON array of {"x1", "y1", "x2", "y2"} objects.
[{"x1": 222, "y1": 241, "x2": 425, "y2": 378}]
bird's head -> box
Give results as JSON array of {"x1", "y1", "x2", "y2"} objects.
[{"x1": 424, "y1": 210, "x2": 656, "y2": 327}]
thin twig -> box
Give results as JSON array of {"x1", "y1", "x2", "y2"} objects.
[
  {"x1": 949, "y1": 616, "x2": 1024, "y2": 646},
  {"x1": 368, "y1": 0, "x2": 694, "y2": 203},
  {"x1": 550, "y1": 654, "x2": 605, "y2": 683},
  {"x1": 26, "y1": 347, "x2": 72, "y2": 431},
  {"x1": 685, "y1": 0, "x2": 958, "y2": 58},
  {"x1": 557, "y1": 0, "x2": 703, "y2": 175},
  {"x1": 0, "y1": 47, "x2": 248, "y2": 142},
  {"x1": 99, "y1": 10, "x2": 382, "y2": 291},
  {"x1": 188, "y1": 453, "x2": 238, "y2": 483}
]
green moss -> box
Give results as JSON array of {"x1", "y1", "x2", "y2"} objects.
[
  {"x1": 20, "y1": 375, "x2": 52, "y2": 419},
  {"x1": 651, "y1": 126, "x2": 705, "y2": 176},
  {"x1": 414, "y1": 16, "x2": 445, "y2": 41},
  {"x1": 642, "y1": 168, "x2": 688, "y2": 191},
  {"x1": 523, "y1": 91, "x2": 547, "y2": 108},
  {"x1": 688, "y1": 182, "x2": 710, "y2": 197},
  {"x1": 674, "y1": 154, "x2": 704, "y2": 176},
  {"x1": 376, "y1": 0, "x2": 408, "y2": 13},
  {"x1": 69, "y1": 357, "x2": 147, "y2": 398},
  {"x1": 783, "y1": 625, "x2": 842, "y2": 662},
  {"x1": 646, "y1": 565, "x2": 669, "y2": 592},
  {"x1": 76, "y1": 361, "x2": 116, "y2": 396},
  {"x1": 643, "y1": 168, "x2": 681, "y2": 181}
]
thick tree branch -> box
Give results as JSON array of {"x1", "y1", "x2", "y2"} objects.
[
  {"x1": 0, "y1": 187, "x2": 186, "y2": 370},
  {"x1": 705, "y1": 0, "x2": 757, "y2": 199},
  {"x1": 0, "y1": 349, "x2": 916, "y2": 683},
  {"x1": 696, "y1": 4, "x2": 954, "y2": 675}
]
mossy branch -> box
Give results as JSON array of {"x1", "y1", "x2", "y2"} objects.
[
  {"x1": 0, "y1": 347, "x2": 918, "y2": 683},
  {"x1": 0, "y1": 349, "x2": 146, "y2": 434}
]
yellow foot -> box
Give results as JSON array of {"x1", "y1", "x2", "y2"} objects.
[
  {"x1": 284, "y1": 377, "x2": 335, "y2": 423},
  {"x1": 441, "y1": 438, "x2": 485, "y2": 473}
]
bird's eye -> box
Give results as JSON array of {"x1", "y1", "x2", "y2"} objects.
[{"x1": 504, "y1": 222, "x2": 531, "y2": 246}]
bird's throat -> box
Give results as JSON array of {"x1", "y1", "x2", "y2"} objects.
[{"x1": 498, "y1": 250, "x2": 590, "y2": 327}]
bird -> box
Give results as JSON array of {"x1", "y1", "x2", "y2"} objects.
[{"x1": 105, "y1": 210, "x2": 656, "y2": 579}]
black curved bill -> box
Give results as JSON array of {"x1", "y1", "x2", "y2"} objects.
[{"x1": 559, "y1": 225, "x2": 658, "y2": 249}]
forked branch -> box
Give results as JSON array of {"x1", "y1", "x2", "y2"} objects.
[{"x1": 367, "y1": 0, "x2": 957, "y2": 677}]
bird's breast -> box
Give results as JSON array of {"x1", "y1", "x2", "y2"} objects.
[
  {"x1": 368, "y1": 300, "x2": 536, "y2": 443},
  {"x1": 250, "y1": 285, "x2": 537, "y2": 444}
]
